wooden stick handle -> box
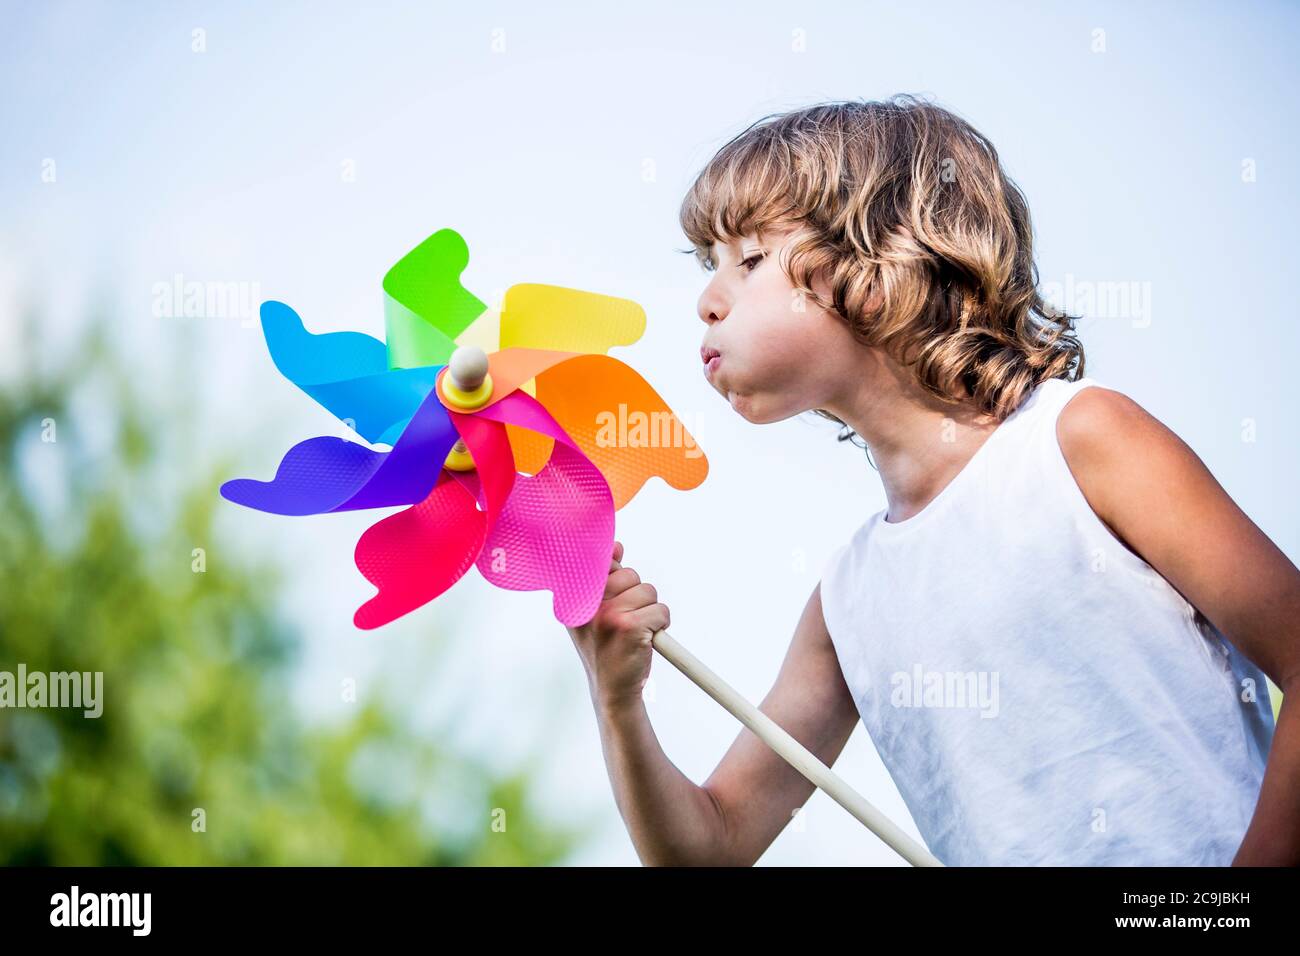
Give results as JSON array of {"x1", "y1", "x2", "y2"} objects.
[{"x1": 650, "y1": 628, "x2": 943, "y2": 867}]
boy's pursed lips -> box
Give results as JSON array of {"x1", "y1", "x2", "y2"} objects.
[{"x1": 700, "y1": 344, "x2": 722, "y2": 377}]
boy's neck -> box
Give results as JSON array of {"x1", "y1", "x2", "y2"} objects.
[{"x1": 824, "y1": 349, "x2": 1000, "y2": 523}]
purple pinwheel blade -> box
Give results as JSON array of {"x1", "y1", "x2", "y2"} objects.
[{"x1": 220, "y1": 381, "x2": 461, "y2": 516}]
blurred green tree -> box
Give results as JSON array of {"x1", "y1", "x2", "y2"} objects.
[{"x1": 0, "y1": 312, "x2": 586, "y2": 865}]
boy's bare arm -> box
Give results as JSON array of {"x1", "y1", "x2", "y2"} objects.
[
  {"x1": 571, "y1": 557, "x2": 859, "y2": 866},
  {"x1": 1058, "y1": 387, "x2": 1300, "y2": 865},
  {"x1": 697, "y1": 582, "x2": 861, "y2": 865}
]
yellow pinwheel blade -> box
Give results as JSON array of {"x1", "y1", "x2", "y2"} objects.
[{"x1": 498, "y1": 284, "x2": 646, "y2": 354}]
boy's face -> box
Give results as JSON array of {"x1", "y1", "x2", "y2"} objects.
[{"x1": 696, "y1": 222, "x2": 863, "y2": 424}]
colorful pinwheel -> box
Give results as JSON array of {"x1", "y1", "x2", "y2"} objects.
[{"x1": 220, "y1": 228, "x2": 708, "y2": 629}]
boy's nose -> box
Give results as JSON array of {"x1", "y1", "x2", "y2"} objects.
[{"x1": 696, "y1": 286, "x2": 728, "y2": 325}]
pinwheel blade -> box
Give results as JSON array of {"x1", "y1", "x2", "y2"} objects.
[
  {"x1": 471, "y1": 390, "x2": 615, "y2": 627},
  {"x1": 220, "y1": 379, "x2": 461, "y2": 516},
  {"x1": 352, "y1": 475, "x2": 486, "y2": 630},
  {"x1": 259, "y1": 300, "x2": 442, "y2": 443},
  {"x1": 383, "y1": 228, "x2": 487, "y2": 369},
  {"x1": 498, "y1": 283, "x2": 645, "y2": 354}
]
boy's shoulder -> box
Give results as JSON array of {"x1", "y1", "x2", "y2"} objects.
[
  {"x1": 1054, "y1": 382, "x2": 1156, "y2": 464},
  {"x1": 1054, "y1": 382, "x2": 1200, "y2": 559}
]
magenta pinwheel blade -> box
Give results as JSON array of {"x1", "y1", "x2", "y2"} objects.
[{"x1": 469, "y1": 390, "x2": 615, "y2": 627}]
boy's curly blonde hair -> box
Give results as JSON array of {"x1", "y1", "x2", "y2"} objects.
[{"x1": 679, "y1": 94, "x2": 1085, "y2": 438}]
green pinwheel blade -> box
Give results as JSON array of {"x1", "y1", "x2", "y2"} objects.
[{"x1": 382, "y1": 228, "x2": 488, "y2": 369}]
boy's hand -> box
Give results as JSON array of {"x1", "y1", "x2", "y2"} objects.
[{"x1": 566, "y1": 540, "x2": 669, "y2": 712}]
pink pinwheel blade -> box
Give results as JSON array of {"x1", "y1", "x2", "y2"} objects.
[{"x1": 465, "y1": 390, "x2": 615, "y2": 627}]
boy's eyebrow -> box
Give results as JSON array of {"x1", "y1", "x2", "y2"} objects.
[
  {"x1": 706, "y1": 236, "x2": 748, "y2": 263},
  {"x1": 701, "y1": 225, "x2": 775, "y2": 265}
]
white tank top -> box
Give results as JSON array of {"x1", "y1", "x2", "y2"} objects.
[{"x1": 819, "y1": 375, "x2": 1276, "y2": 866}]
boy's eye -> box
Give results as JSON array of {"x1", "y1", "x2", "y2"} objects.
[{"x1": 739, "y1": 252, "x2": 765, "y2": 273}]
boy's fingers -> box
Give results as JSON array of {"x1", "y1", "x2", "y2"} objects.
[
  {"x1": 611, "y1": 540, "x2": 624, "y2": 567},
  {"x1": 610, "y1": 581, "x2": 658, "y2": 612},
  {"x1": 625, "y1": 601, "x2": 670, "y2": 636},
  {"x1": 605, "y1": 566, "x2": 640, "y2": 598}
]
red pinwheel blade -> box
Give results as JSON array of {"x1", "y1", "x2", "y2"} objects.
[
  {"x1": 353, "y1": 415, "x2": 516, "y2": 629},
  {"x1": 352, "y1": 474, "x2": 485, "y2": 630}
]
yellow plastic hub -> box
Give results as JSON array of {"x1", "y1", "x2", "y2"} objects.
[
  {"x1": 439, "y1": 371, "x2": 494, "y2": 410},
  {"x1": 443, "y1": 443, "x2": 476, "y2": 472}
]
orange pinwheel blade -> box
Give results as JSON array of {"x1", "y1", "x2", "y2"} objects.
[{"x1": 533, "y1": 354, "x2": 707, "y2": 510}]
